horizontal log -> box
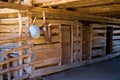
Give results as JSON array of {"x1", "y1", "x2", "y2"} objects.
[
  {"x1": 91, "y1": 24, "x2": 106, "y2": 28},
  {"x1": 112, "y1": 40, "x2": 120, "y2": 45},
  {"x1": 35, "y1": 48, "x2": 61, "y2": 60},
  {"x1": 93, "y1": 30, "x2": 106, "y2": 34},
  {"x1": 79, "y1": 4, "x2": 120, "y2": 14},
  {"x1": 30, "y1": 36, "x2": 60, "y2": 44},
  {"x1": 92, "y1": 36, "x2": 106, "y2": 40},
  {"x1": 92, "y1": 49, "x2": 105, "y2": 57},
  {"x1": 0, "y1": 18, "x2": 27, "y2": 25},
  {"x1": 0, "y1": 63, "x2": 29, "y2": 74},
  {"x1": 113, "y1": 30, "x2": 120, "y2": 34},
  {"x1": 0, "y1": 45, "x2": 30, "y2": 56},
  {"x1": 31, "y1": 43, "x2": 61, "y2": 51},
  {"x1": 0, "y1": 36, "x2": 30, "y2": 44},
  {"x1": 113, "y1": 36, "x2": 120, "y2": 40},
  {"x1": 0, "y1": 43, "x2": 18, "y2": 49},
  {"x1": 31, "y1": 57, "x2": 61, "y2": 67},
  {"x1": 0, "y1": 54, "x2": 29, "y2": 65}
]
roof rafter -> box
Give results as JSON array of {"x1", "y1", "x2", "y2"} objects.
[
  {"x1": 35, "y1": 0, "x2": 120, "y2": 8},
  {"x1": 79, "y1": 4, "x2": 120, "y2": 14},
  {"x1": 0, "y1": 1, "x2": 32, "y2": 10}
]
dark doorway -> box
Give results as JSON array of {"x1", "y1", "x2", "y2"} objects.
[{"x1": 106, "y1": 26, "x2": 113, "y2": 54}]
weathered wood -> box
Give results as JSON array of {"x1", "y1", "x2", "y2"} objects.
[
  {"x1": 0, "y1": 1, "x2": 33, "y2": 10},
  {"x1": 34, "y1": 0, "x2": 120, "y2": 8},
  {"x1": 30, "y1": 36, "x2": 60, "y2": 44},
  {"x1": 31, "y1": 52, "x2": 120, "y2": 78},
  {"x1": 79, "y1": 4, "x2": 120, "y2": 14},
  {"x1": 35, "y1": 48, "x2": 61, "y2": 60},
  {"x1": 18, "y1": 11, "x2": 23, "y2": 77},
  {"x1": 31, "y1": 57, "x2": 61, "y2": 67},
  {"x1": 0, "y1": 36, "x2": 30, "y2": 44}
]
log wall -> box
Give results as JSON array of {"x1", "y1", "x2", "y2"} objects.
[
  {"x1": 0, "y1": 12, "x2": 120, "y2": 79},
  {"x1": 91, "y1": 24, "x2": 106, "y2": 58}
]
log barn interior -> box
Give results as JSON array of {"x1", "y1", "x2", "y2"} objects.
[{"x1": 0, "y1": 0, "x2": 120, "y2": 80}]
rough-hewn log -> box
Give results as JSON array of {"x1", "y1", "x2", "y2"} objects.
[
  {"x1": 79, "y1": 4, "x2": 120, "y2": 14},
  {"x1": 0, "y1": 1, "x2": 32, "y2": 10}
]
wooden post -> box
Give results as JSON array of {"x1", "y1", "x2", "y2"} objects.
[
  {"x1": 7, "y1": 57, "x2": 11, "y2": 80},
  {"x1": 59, "y1": 24, "x2": 62, "y2": 65},
  {"x1": 24, "y1": 17, "x2": 32, "y2": 75},
  {"x1": 78, "y1": 23, "x2": 82, "y2": 61},
  {"x1": 13, "y1": 61, "x2": 18, "y2": 79},
  {"x1": 0, "y1": 65, "x2": 3, "y2": 80},
  {"x1": 71, "y1": 24, "x2": 73, "y2": 62},
  {"x1": 18, "y1": 11, "x2": 23, "y2": 77},
  {"x1": 89, "y1": 24, "x2": 93, "y2": 59}
]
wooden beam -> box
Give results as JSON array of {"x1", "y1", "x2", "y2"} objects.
[
  {"x1": 33, "y1": 0, "x2": 80, "y2": 5},
  {"x1": 79, "y1": 4, "x2": 120, "y2": 14},
  {"x1": 37, "y1": 0, "x2": 120, "y2": 8},
  {"x1": 0, "y1": 7, "x2": 120, "y2": 24},
  {"x1": 0, "y1": 1, "x2": 32, "y2": 10}
]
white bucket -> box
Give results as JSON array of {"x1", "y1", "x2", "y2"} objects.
[{"x1": 29, "y1": 25, "x2": 40, "y2": 38}]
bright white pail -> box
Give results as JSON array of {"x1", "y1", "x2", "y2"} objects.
[{"x1": 29, "y1": 25, "x2": 40, "y2": 38}]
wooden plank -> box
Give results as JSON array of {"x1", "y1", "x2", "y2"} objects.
[
  {"x1": 30, "y1": 36, "x2": 60, "y2": 44},
  {"x1": 79, "y1": 4, "x2": 120, "y2": 14},
  {"x1": 0, "y1": 36, "x2": 30, "y2": 44},
  {"x1": 59, "y1": 0, "x2": 120, "y2": 8},
  {"x1": 31, "y1": 43, "x2": 60, "y2": 51},
  {"x1": 0, "y1": 18, "x2": 26, "y2": 25},
  {"x1": 34, "y1": 0, "x2": 120, "y2": 8},
  {"x1": 113, "y1": 30, "x2": 120, "y2": 34},
  {"x1": 113, "y1": 40, "x2": 120, "y2": 45},
  {"x1": 31, "y1": 52, "x2": 120, "y2": 78},
  {"x1": 35, "y1": 48, "x2": 61, "y2": 60},
  {"x1": 0, "y1": 54, "x2": 29, "y2": 65},
  {"x1": 0, "y1": 1, "x2": 33, "y2": 10},
  {"x1": 31, "y1": 57, "x2": 61, "y2": 67},
  {"x1": 0, "y1": 64, "x2": 29, "y2": 74},
  {"x1": 0, "y1": 45, "x2": 30, "y2": 56},
  {"x1": 92, "y1": 49, "x2": 105, "y2": 57}
]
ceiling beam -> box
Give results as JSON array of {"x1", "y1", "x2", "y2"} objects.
[
  {"x1": 0, "y1": 2, "x2": 120, "y2": 25},
  {"x1": 37, "y1": 0, "x2": 120, "y2": 8},
  {"x1": 79, "y1": 4, "x2": 120, "y2": 14},
  {"x1": 33, "y1": 0, "x2": 80, "y2": 5},
  {"x1": 0, "y1": 1, "x2": 32, "y2": 10}
]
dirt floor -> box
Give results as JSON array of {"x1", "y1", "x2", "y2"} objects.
[{"x1": 33, "y1": 56, "x2": 120, "y2": 80}]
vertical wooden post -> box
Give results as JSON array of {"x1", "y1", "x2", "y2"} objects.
[
  {"x1": 71, "y1": 24, "x2": 73, "y2": 62},
  {"x1": 13, "y1": 61, "x2": 18, "y2": 79},
  {"x1": 0, "y1": 65, "x2": 3, "y2": 80},
  {"x1": 59, "y1": 24, "x2": 62, "y2": 65},
  {"x1": 78, "y1": 23, "x2": 82, "y2": 61},
  {"x1": 24, "y1": 17, "x2": 32, "y2": 75},
  {"x1": 7, "y1": 57, "x2": 10, "y2": 80},
  {"x1": 89, "y1": 24, "x2": 93, "y2": 59},
  {"x1": 18, "y1": 11, "x2": 23, "y2": 77}
]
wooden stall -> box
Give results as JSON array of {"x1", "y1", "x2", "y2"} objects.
[{"x1": 0, "y1": 0, "x2": 120, "y2": 80}]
